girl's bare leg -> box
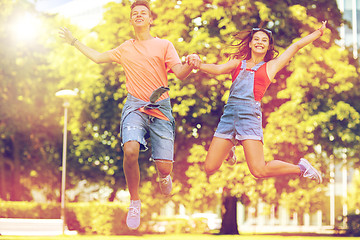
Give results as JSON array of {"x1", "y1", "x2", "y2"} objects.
[
  {"x1": 242, "y1": 139, "x2": 301, "y2": 178},
  {"x1": 204, "y1": 137, "x2": 234, "y2": 175}
]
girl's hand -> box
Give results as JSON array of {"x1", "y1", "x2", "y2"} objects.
[
  {"x1": 318, "y1": 21, "x2": 327, "y2": 36},
  {"x1": 185, "y1": 54, "x2": 201, "y2": 69}
]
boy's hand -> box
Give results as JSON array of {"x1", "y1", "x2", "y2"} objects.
[
  {"x1": 185, "y1": 54, "x2": 201, "y2": 69},
  {"x1": 59, "y1": 27, "x2": 76, "y2": 45}
]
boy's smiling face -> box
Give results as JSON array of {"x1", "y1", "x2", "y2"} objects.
[{"x1": 130, "y1": 5, "x2": 153, "y2": 28}]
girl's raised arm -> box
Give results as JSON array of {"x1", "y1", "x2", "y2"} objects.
[{"x1": 267, "y1": 21, "x2": 327, "y2": 80}]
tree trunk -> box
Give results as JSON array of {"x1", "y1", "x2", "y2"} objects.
[
  {"x1": 0, "y1": 157, "x2": 14, "y2": 200},
  {"x1": 0, "y1": 159, "x2": 5, "y2": 200},
  {"x1": 219, "y1": 195, "x2": 239, "y2": 235},
  {"x1": 10, "y1": 135, "x2": 21, "y2": 201}
]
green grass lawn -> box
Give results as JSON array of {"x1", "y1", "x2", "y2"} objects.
[{"x1": 1, "y1": 234, "x2": 358, "y2": 240}]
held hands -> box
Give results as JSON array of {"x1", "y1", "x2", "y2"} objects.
[
  {"x1": 59, "y1": 27, "x2": 77, "y2": 45},
  {"x1": 185, "y1": 54, "x2": 201, "y2": 69}
]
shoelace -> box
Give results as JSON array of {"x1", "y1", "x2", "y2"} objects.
[
  {"x1": 226, "y1": 146, "x2": 236, "y2": 163},
  {"x1": 128, "y1": 206, "x2": 140, "y2": 217},
  {"x1": 160, "y1": 175, "x2": 170, "y2": 185},
  {"x1": 303, "y1": 169, "x2": 317, "y2": 179}
]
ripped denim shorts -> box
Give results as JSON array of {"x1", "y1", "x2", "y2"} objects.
[{"x1": 121, "y1": 110, "x2": 175, "y2": 161}]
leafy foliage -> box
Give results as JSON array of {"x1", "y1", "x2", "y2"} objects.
[
  {"x1": 0, "y1": 0, "x2": 65, "y2": 200},
  {"x1": 1, "y1": 1, "x2": 359, "y2": 231}
]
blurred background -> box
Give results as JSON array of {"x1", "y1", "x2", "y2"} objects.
[{"x1": 0, "y1": 0, "x2": 360, "y2": 236}]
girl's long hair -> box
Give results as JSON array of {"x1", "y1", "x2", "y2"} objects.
[{"x1": 227, "y1": 29, "x2": 279, "y2": 62}]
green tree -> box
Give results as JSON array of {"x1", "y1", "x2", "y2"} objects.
[
  {"x1": 74, "y1": 0, "x2": 352, "y2": 233},
  {"x1": 2, "y1": 0, "x2": 353, "y2": 234},
  {"x1": 0, "y1": 0, "x2": 65, "y2": 200},
  {"x1": 265, "y1": 18, "x2": 359, "y2": 213},
  {"x1": 149, "y1": 0, "x2": 349, "y2": 233}
]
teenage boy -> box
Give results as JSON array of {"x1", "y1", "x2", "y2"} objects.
[{"x1": 59, "y1": 0, "x2": 199, "y2": 230}]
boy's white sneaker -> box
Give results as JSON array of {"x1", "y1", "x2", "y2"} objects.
[{"x1": 159, "y1": 174, "x2": 172, "y2": 196}]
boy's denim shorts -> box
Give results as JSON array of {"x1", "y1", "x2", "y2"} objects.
[
  {"x1": 214, "y1": 100, "x2": 263, "y2": 144},
  {"x1": 121, "y1": 110, "x2": 175, "y2": 161}
]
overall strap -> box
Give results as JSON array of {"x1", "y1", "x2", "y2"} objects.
[
  {"x1": 241, "y1": 59, "x2": 247, "y2": 68},
  {"x1": 251, "y1": 61, "x2": 265, "y2": 71},
  {"x1": 232, "y1": 60, "x2": 247, "y2": 82}
]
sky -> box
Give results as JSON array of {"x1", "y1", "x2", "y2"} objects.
[
  {"x1": 34, "y1": 0, "x2": 74, "y2": 11},
  {"x1": 32, "y1": 0, "x2": 121, "y2": 29}
]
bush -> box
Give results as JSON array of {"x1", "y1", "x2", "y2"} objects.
[
  {"x1": 67, "y1": 202, "x2": 129, "y2": 235},
  {"x1": 0, "y1": 201, "x2": 130, "y2": 235},
  {"x1": 346, "y1": 214, "x2": 360, "y2": 236},
  {"x1": 0, "y1": 201, "x2": 60, "y2": 218},
  {"x1": 0, "y1": 201, "x2": 212, "y2": 235}
]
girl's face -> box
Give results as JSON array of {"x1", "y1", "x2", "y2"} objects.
[{"x1": 249, "y1": 31, "x2": 270, "y2": 54}]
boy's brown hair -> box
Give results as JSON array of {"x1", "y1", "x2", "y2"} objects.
[{"x1": 131, "y1": 0, "x2": 151, "y2": 16}]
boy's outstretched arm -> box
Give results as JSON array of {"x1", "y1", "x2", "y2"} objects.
[{"x1": 59, "y1": 27, "x2": 113, "y2": 64}]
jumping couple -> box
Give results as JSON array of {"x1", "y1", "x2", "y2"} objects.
[{"x1": 59, "y1": 0, "x2": 325, "y2": 230}]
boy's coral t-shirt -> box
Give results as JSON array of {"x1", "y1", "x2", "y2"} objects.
[{"x1": 108, "y1": 37, "x2": 181, "y2": 120}]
